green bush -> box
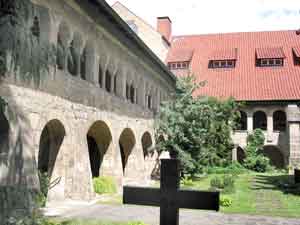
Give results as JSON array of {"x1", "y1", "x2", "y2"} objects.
[
  {"x1": 210, "y1": 177, "x2": 224, "y2": 189},
  {"x1": 206, "y1": 162, "x2": 247, "y2": 175},
  {"x1": 220, "y1": 196, "x2": 232, "y2": 207},
  {"x1": 210, "y1": 175, "x2": 236, "y2": 193},
  {"x1": 180, "y1": 177, "x2": 194, "y2": 187},
  {"x1": 36, "y1": 172, "x2": 50, "y2": 207},
  {"x1": 93, "y1": 176, "x2": 117, "y2": 194},
  {"x1": 244, "y1": 155, "x2": 271, "y2": 172}
]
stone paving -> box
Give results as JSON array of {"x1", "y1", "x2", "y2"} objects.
[{"x1": 59, "y1": 203, "x2": 300, "y2": 225}]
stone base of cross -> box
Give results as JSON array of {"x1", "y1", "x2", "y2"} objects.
[{"x1": 123, "y1": 159, "x2": 219, "y2": 225}]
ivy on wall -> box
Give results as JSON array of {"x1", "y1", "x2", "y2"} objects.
[{"x1": 0, "y1": 0, "x2": 55, "y2": 86}]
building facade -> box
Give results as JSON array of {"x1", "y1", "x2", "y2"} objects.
[
  {"x1": 0, "y1": 0, "x2": 176, "y2": 203},
  {"x1": 112, "y1": 3, "x2": 300, "y2": 170}
]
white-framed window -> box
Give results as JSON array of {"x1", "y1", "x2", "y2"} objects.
[
  {"x1": 258, "y1": 58, "x2": 283, "y2": 67},
  {"x1": 168, "y1": 61, "x2": 189, "y2": 70},
  {"x1": 210, "y1": 60, "x2": 235, "y2": 68}
]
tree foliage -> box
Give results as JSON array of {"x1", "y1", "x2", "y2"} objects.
[{"x1": 155, "y1": 75, "x2": 239, "y2": 176}]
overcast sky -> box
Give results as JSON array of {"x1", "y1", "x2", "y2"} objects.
[{"x1": 105, "y1": 0, "x2": 300, "y2": 35}]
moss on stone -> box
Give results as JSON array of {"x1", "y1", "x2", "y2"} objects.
[{"x1": 0, "y1": 0, "x2": 55, "y2": 86}]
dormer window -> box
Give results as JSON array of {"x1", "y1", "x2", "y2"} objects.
[
  {"x1": 256, "y1": 47, "x2": 285, "y2": 67},
  {"x1": 292, "y1": 46, "x2": 300, "y2": 65},
  {"x1": 168, "y1": 61, "x2": 189, "y2": 70},
  {"x1": 208, "y1": 48, "x2": 237, "y2": 69},
  {"x1": 209, "y1": 60, "x2": 236, "y2": 68}
]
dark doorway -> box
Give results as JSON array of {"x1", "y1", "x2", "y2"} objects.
[
  {"x1": 237, "y1": 147, "x2": 246, "y2": 163},
  {"x1": 38, "y1": 119, "x2": 65, "y2": 177},
  {"x1": 253, "y1": 111, "x2": 267, "y2": 130},
  {"x1": 87, "y1": 121, "x2": 112, "y2": 178},
  {"x1": 141, "y1": 132, "x2": 153, "y2": 158},
  {"x1": 87, "y1": 136, "x2": 102, "y2": 178},
  {"x1": 259, "y1": 146, "x2": 285, "y2": 168},
  {"x1": 119, "y1": 128, "x2": 136, "y2": 174}
]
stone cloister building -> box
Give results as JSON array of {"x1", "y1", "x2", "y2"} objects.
[{"x1": 0, "y1": 0, "x2": 176, "y2": 202}]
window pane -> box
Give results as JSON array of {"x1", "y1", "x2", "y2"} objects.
[
  {"x1": 221, "y1": 61, "x2": 226, "y2": 66},
  {"x1": 269, "y1": 59, "x2": 274, "y2": 65}
]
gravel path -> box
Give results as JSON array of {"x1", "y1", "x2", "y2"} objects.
[{"x1": 61, "y1": 204, "x2": 300, "y2": 225}]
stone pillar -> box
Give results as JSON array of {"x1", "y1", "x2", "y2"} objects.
[
  {"x1": 110, "y1": 75, "x2": 115, "y2": 94},
  {"x1": 286, "y1": 105, "x2": 300, "y2": 171},
  {"x1": 86, "y1": 52, "x2": 97, "y2": 85},
  {"x1": 266, "y1": 113, "x2": 273, "y2": 142},
  {"x1": 138, "y1": 80, "x2": 145, "y2": 107},
  {"x1": 247, "y1": 112, "x2": 253, "y2": 132},
  {"x1": 232, "y1": 145, "x2": 238, "y2": 162}
]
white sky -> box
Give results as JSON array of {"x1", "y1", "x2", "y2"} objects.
[{"x1": 105, "y1": 0, "x2": 300, "y2": 35}]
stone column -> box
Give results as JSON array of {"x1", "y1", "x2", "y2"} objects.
[
  {"x1": 247, "y1": 112, "x2": 253, "y2": 132},
  {"x1": 287, "y1": 105, "x2": 300, "y2": 171},
  {"x1": 110, "y1": 75, "x2": 115, "y2": 94},
  {"x1": 232, "y1": 145, "x2": 238, "y2": 162},
  {"x1": 266, "y1": 113, "x2": 273, "y2": 142}
]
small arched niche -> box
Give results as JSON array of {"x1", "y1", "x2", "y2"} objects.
[{"x1": 141, "y1": 132, "x2": 153, "y2": 158}]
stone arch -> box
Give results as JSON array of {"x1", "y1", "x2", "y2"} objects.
[
  {"x1": 57, "y1": 21, "x2": 71, "y2": 70},
  {"x1": 0, "y1": 108, "x2": 9, "y2": 155},
  {"x1": 237, "y1": 146, "x2": 246, "y2": 163},
  {"x1": 253, "y1": 111, "x2": 267, "y2": 130},
  {"x1": 38, "y1": 119, "x2": 65, "y2": 178},
  {"x1": 119, "y1": 128, "x2": 136, "y2": 174},
  {"x1": 86, "y1": 121, "x2": 112, "y2": 178},
  {"x1": 141, "y1": 132, "x2": 153, "y2": 158},
  {"x1": 273, "y1": 110, "x2": 286, "y2": 131},
  {"x1": 259, "y1": 145, "x2": 285, "y2": 168},
  {"x1": 238, "y1": 111, "x2": 247, "y2": 130}
]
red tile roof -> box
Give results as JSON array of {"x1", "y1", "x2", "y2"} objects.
[
  {"x1": 167, "y1": 30, "x2": 300, "y2": 101},
  {"x1": 168, "y1": 49, "x2": 194, "y2": 62},
  {"x1": 256, "y1": 47, "x2": 285, "y2": 59},
  {"x1": 210, "y1": 48, "x2": 237, "y2": 60}
]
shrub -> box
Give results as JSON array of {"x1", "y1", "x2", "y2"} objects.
[
  {"x1": 36, "y1": 172, "x2": 50, "y2": 207},
  {"x1": 205, "y1": 162, "x2": 247, "y2": 175},
  {"x1": 243, "y1": 129, "x2": 271, "y2": 172},
  {"x1": 210, "y1": 175, "x2": 236, "y2": 193},
  {"x1": 93, "y1": 176, "x2": 117, "y2": 194},
  {"x1": 210, "y1": 177, "x2": 224, "y2": 189},
  {"x1": 220, "y1": 196, "x2": 232, "y2": 207},
  {"x1": 180, "y1": 177, "x2": 194, "y2": 187}
]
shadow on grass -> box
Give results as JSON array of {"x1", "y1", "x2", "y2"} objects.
[{"x1": 251, "y1": 174, "x2": 300, "y2": 196}]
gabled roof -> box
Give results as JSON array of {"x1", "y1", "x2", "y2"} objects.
[{"x1": 167, "y1": 30, "x2": 300, "y2": 101}]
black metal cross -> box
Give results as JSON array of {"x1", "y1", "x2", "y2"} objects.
[{"x1": 123, "y1": 159, "x2": 219, "y2": 225}]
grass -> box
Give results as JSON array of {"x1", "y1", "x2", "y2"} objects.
[
  {"x1": 185, "y1": 172, "x2": 300, "y2": 218},
  {"x1": 51, "y1": 219, "x2": 148, "y2": 225}
]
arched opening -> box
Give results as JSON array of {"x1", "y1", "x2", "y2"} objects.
[
  {"x1": 273, "y1": 110, "x2": 286, "y2": 131},
  {"x1": 31, "y1": 16, "x2": 40, "y2": 40},
  {"x1": 259, "y1": 146, "x2": 285, "y2": 168},
  {"x1": 147, "y1": 95, "x2": 152, "y2": 109},
  {"x1": 0, "y1": 109, "x2": 9, "y2": 155},
  {"x1": 98, "y1": 65, "x2": 103, "y2": 88},
  {"x1": 237, "y1": 146, "x2": 246, "y2": 163},
  {"x1": 114, "y1": 75, "x2": 117, "y2": 94},
  {"x1": 126, "y1": 83, "x2": 130, "y2": 100},
  {"x1": 87, "y1": 121, "x2": 112, "y2": 178},
  {"x1": 105, "y1": 70, "x2": 112, "y2": 92},
  {"x1": 130, "y1": 84, "x2": 135, "y2": 103},
  {"x1": 119, "y1": 128, "x2": 136, "y2": 174},
  {"x1": 38, "y1": 120, "x2": 65, "y2": 178},
  {"x1": 57, "y1": 22, "x2": 71, "y2": 70},
  {"x1": 141, "y1": 132, "x2": 153, "y2": 158},
  {"x1": 237, "y1": 111, "x2": 247, "y2": 130},
  {"x1": 253, "y1": 111, "x2": 267, "y2": 130},
  {"x1": 80, "y1": 47, "x2": 87, "y2": 80},
  {"x1": 68, "y1": 40, "x2": 77, "y2": 76}
]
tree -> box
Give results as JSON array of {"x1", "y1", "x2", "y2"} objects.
[{"x1": 155, "y1": 75, "x2": 239, "y2": 176}]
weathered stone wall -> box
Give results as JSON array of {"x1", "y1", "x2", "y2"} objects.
[{"x1": 0, "y1": 0, "x2": 176, "y2": 204}]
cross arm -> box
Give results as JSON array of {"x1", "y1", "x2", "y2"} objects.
[
  {"x1": 177, "y1": 190, "x2": 219, "y2": 211},
  {"x1": 123, "y1": 186, "x2": 161, "y2": 207}
]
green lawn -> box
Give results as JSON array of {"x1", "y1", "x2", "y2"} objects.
[
  {"x1": 50, "y1": 219, "x2": 147, "y2": 225},
  {"x1": 187, "y1": 172, "x2": 300, "y2": 218}
]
